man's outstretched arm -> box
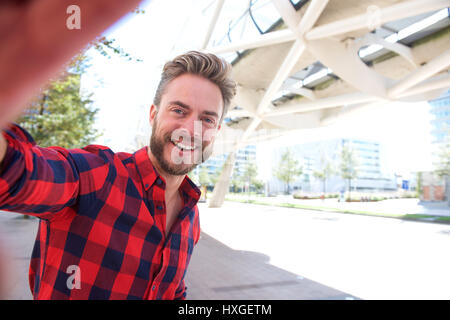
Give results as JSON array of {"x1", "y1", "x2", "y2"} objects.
[
  {"x1": 0, "y1": 135, "x2": 6, "y2": 166},
  {"x1": 0, "y1": 0, "x2": 142, "y2": 216},
  {"x1": 0, "y1": 0, "x2": 143, "y2": 130}
]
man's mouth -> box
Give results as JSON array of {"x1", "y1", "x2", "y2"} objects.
[{"x1": 170, "y1": 139, "x2": 198, "y2": 152}]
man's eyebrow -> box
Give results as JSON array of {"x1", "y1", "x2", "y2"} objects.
[
  {"x1": 169, "y1": 100, "x2": 219, "y2": 119},
  {"x1": 203, "y1": 110, "x2": 219, "y2": 118},
  {"x1": 169, "y1": 100, "x2": 191, "y2": 110}
]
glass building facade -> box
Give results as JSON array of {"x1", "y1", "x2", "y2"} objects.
[
  {"x1": 268, "y1": 138, "x2": 397, "y2": 194},
  {"x1": 429, "y1": 89, "x2": 450, "y2": 144}
]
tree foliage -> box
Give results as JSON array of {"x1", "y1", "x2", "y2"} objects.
[
  {"x1": 16, "y1": 7, "x2": 146, "y2": 148},
  {"x1": 242, "y1": 160, "x2": 263, "y2": 193},
  {"x1": 17, "y1": 63, "x2": 99, "y2": 148},
  {"x1": 198, "y1": 166, "x2": 211, "y2": 186},
  {"x1": 228, "y1": 158, "x2": 264, "y2": 193},
  {"x1": 313, "y1": 153, "x2": 335, "y2": 193},
  {"x1": 339, "y1": 144, "x2": 359, "y2": 198},
  {"x1": 274, "y1": 149, "x2": 303, "y2": 194}
]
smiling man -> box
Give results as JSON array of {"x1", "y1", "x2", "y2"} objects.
[{"x1": 0, "y1": 51, "x2": 236, "y2": 299}]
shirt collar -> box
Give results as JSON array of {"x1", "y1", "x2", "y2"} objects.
[{"x1": 134, "y1": 146, "x2": 201, "y2": 204}]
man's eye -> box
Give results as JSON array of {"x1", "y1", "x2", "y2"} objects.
[
  {"x1": 203, "y1": 118, "x2": 214, "y2": 124},
  {"x1": 173, "y1": 108, "x2": 184, "y2": 115}
]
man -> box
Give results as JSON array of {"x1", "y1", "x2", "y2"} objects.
[{"x1": 0, "y1": 2, "x2": 236, "y2": 299}]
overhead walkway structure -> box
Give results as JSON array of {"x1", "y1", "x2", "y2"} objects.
[{"x1": 196, "y1": 0, "x2": 450, "y2": 207}]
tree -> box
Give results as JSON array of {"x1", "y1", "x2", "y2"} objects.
[
  {"x1": 313, "y1": 153, "x2": 335, "y2": 194},
  {"x1": 230, "y1": 168, "x2": 244, "y2": 193},
  {"x1": 17, "y1": 69, "x2": 99, "y2": 148},
  {"x1": 339, "y1": 144, "x2": 359, "y2": 200},
  {"x1": 16, "y1": 7, "x2": 146, "y2": 148},
  {"x1": 274, "y1": 149, "x2": 303, "y2": 194},
  {"x1": 87, "y1": 7, "x2": 145, "y2": 63},
  {"x1": 242, "y1": 160, "x2": 264, "y2": 193},
  {"x1": 416, "y1": 172, "x2": 423, "y2": 199},
  {"x1": 198, "y1": 166, "x2": 211, "y2": 187}
]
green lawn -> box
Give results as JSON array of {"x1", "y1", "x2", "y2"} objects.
[{"x1": 224, "y1": 196, "x2": 450, "y2": 224}]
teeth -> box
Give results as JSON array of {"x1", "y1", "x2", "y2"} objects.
[{"x1": 172, "y1": 140, "x2": 195, "y2": 151}]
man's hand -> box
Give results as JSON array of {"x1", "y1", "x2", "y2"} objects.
[{"x1": 0, "y1": 0, "x2": 143, "y2": 131}]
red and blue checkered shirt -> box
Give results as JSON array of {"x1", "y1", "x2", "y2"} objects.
[{"x1": 0, "y1": 124, "x2": 201, "y2": 300}]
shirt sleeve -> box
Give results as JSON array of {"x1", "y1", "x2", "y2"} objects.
[
  {"x1": 174, "y1": 279, "x2": 187, "y2": 300},
  {"x1": 0, "y1": 123, "x2": 80, "y2": 219}
]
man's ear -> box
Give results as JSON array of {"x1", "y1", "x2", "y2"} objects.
[{"x1": 149, "y1": 104, "x2": 158, "y2": 126}]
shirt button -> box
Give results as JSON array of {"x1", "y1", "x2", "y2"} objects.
[
  {"x1": 152, "y1": 285, "x2": 156, "y2": 291},
  {"x1": 157, "y1": 205, "x2": 163, "y2": 210},
  {"x1": 145, "y1": 184, "x2": 149, "y2": 188},
  {"x1": 156, "y1": 179, "x2": 162, "y2": 185}
]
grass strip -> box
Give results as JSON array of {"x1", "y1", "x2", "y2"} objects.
[{"x1": 224, "y1": 197, "x2": 450, "y2": 224}]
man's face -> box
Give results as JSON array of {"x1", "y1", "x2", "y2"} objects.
[{"x1": 149, "y1": 73, "x2": 223, "y2": 176}]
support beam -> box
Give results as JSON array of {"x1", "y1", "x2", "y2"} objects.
[
  {"x1": 226, "y1": 109, "x2": 255, "y2": 118},
  {"x1": 256, "y1": 0, "x2": 328, "y2": 115},
  {"x1": 208, "y1": 29, "x2": 296, "y2": 54},
  {"x1": 320, "y1": 74, "x2": 450, "y2": 125},
  {"x1": 289, "y1": 87, "x2": 316, "y2": 100},
  {"x1": 262, "y1": 73, "x2": 450, "y2": 118},
  {"x1": 234, "y1": 0, "x2": 329, "y2": 145},
  {"x1": 307, "y1": 36, "x2": 393, "y2": 99},
  {"x1": 319, "y1": 101, "x2": 384, "y2": 126},
  {"x1": 397, "y1": 73, "x2": 450, "y2": 98},
  {"x1": 271, "y1": 0, "x2": 301, "y2": 33},
  {"x1": 208, "y1": 150, "x2": 236, "y2": 208},
  {"x1": 306, "y1": 0, "x2": 450, "y2": 40},
  {"x1": 202, "y1": 0, "x2": 225, "y2": 49},
  {"x1": 256, "y1": 39, "x2": 306, "y2": 115},
  {"x1": 208, "y1": 0, "x2": 329, "y2": 54},
  {"x1": 296, "y1": 0, "x2": 329, "y2": 33},
  {"x1": 358, "y1": 33, "x2": 418, "y2": 68},
  {"x1": 262, "y1": 92, "x2": 376, "y2": 117},
  {"x1": 238, "y1": 117, "x2": 262, "y2": 148},
  {"x1": 388, "y1": 49, "x2": 450, "y2": 98}
]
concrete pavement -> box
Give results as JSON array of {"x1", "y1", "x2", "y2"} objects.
[
  {"x1": 2, "y1": 198, "x2": 450, "y2": 299},
  {"x1": 0, "y1": 213, "x2": 36, "y2": 300},
  {"x1": 194, "y1": 201, "x2": 450, "y2": 299},
  {"x1": 185, "y1": 232, "x2": 355, "y2": 300},
  {"x1": 0, "y1": 209, "x2": 356, "y2": 300}
]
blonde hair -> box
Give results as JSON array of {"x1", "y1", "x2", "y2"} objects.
[{"x1": 153, "y1": 51, "x2": 236, "y2": 124}]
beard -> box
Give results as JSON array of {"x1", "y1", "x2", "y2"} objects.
[{"x1": 149, "y1": 118, "x2": 214, "y2": 176}]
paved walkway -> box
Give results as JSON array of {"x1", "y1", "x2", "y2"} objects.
[
  {"x1": 2, "y1": 197, "x2": 450, "y2": 299},
  {"x1": 0, "y1": 213, "x2": 36, "y2": 300},
  {"x1": 192, "y1": 201, "x2": 450, "y2": 299},
  {"x1": 0, "y1": 210, "x2": 356, "y2": 300},
  {"x1": 185, "y1": 232, "x2": 355, "y2": 300}
]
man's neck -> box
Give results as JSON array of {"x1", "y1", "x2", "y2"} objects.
[{"x1": 147, "y1": 148, "x2": 185, "y2": 200}]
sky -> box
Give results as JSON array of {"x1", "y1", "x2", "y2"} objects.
[{"x1": 80, "y1": 0, "x2": 437, "y2": 178}]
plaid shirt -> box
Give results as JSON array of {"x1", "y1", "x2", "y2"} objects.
[{"x1": 0, "y1": 124, "x2": 201, "y2": 300}]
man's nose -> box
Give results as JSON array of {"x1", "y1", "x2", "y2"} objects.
[
  {"x1": 174, "y1": 117, "x2": 202, "y2": 145},
  {"x1": 179, "y1": 117, "x2": 202, "y2": 144}
]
